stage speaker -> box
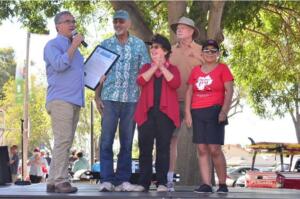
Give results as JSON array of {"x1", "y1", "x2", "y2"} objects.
[{"x1": 0, "y1": 146, "x2": 12, "y2": 184}]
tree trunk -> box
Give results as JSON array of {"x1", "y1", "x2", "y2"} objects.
[
  {"x1": 110, "y1": 1, "x2": 153, "y2": 41},
  {"x1": 190, "y1": 0, "x2": 210, "y2": 43},
  {"x1": 295, "y1": 120, "x2": 300, "y2": 143},
  {"x1": 207, "y1": 1, "x2": 225, "y2": 42},
  {"x1": 176, "y1": 129, "x2": 201, "y2": 185},
  {"x1": 167, "y1": 1, "x2": 187, "y2": 44},
  {"x1": 290, "y1": 86, "x2": 300, "y2": 143},
  {"x1": 291, "y1": 110, "x2": 300, "y2": 143}
]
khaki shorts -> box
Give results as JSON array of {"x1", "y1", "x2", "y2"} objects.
[{"x1": 172, "y1": 101, "x2": 192, "y2": 136}]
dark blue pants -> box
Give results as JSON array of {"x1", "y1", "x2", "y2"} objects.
[{"x1": 99, "y1": 100, "x2": 137, "y2": 186}]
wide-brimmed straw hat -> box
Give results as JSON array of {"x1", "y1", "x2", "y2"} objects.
[{"x1": 170, "y1": 16, "x2": 200, "y2": 40}]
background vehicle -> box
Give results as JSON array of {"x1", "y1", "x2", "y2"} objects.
[{"x1": 274, "y1": 163, "x2": 290, "y2": 172}]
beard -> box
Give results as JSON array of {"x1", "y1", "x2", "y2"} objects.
[{"x1": 115, "y1": 28, "x2": 126, "y2": 36}]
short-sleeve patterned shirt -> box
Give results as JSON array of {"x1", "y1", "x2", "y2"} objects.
[{"x1": 100, "y1": 34, "x2": 150, "y2": 102}]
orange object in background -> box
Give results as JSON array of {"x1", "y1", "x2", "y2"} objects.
[{"x1": 245, "y1": 171, "x2": 277, "y2": 188}]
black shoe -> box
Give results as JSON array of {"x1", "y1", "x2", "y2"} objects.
[
  {"x1": 217, "y1": 184, "x2": 228, "y2": 193},
  {"x1": 194, "y1": 184, "x2": 213, "y2": 193}
]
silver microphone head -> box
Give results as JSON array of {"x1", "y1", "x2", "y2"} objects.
[{"x1": 71, "y1": 30, "x2": 77, "y2": 36}]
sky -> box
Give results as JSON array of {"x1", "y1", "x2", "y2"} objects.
[{"x1": 0, "y1": 19, "x2": 298, "y2": 146}]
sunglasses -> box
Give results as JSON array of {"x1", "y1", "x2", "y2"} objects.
[
  {"x1": 58, "y1": 20, "x2": 76, "y2": 25},
  {"x1": 150, "y1": 44, "x2": 162, "y2": 49},
  {"x1": 113, "y1": 19, "x2": 126, "y2": 24},
  {"x1": 202, "y1": 48, "x2": 219, "y2": 54}
]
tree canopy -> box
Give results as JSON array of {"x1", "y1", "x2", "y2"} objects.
[
  {"x1": 228, "y1": 1, "x2": 300, "y2": 142},
  {"x1": 0, "y1": 48, "x2": 16, "y2": 100}
]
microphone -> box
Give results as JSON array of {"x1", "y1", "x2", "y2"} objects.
[{"x1": 71, "y1": 30, "x2": 88, "y2": 47}]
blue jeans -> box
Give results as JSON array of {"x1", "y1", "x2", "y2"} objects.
[{"x1": 99, "y1": 100, "x2": 137, "y2": 185}]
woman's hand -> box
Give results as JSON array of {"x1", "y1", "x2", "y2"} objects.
[
  {"x1": 152, "y1": 55, "x2": 164, "y2": 69},
  {"x1": 185, "y1": 112, "x2": 192, "y2": 128},
  {"x1": 218, "y1": 110, "x2": 227, "y2": 123},
  {"x1": 184, "y1": 85, "x2": 193, "y2": 128}
]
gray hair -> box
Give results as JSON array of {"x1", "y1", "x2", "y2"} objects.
[{"x1": 54, "y1": 11, "x2": 72, "y2": 24}]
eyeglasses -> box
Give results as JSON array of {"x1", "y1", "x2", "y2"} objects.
[
  {"x1": 58, "y1": 20, "x2": 76, "y2": 25},
  {"x1": 113, "y1": 19, "x2": 126, "y2": 24},
  {"x1": 150, "y1": 44, "x2": 162, "y2": 49},
  {"x1": 202, "y1": 48, "x2": 218, "y2": 54}
]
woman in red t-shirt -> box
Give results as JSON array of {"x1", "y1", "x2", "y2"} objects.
[{"x1": 185, "y1": 39, "x2": 234, "y2": 193}]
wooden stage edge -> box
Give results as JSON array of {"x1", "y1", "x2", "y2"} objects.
[{"x1": 1, "y1": 183, "x2": 300, "y2": 199}]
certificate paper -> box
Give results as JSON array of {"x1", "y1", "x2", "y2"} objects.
[{"x1": 84, "y1": 45, "x2": 119, "y2": 90}]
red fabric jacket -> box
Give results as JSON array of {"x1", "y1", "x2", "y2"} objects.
[{"x1": 134, "y1": 63, "x2": 181, "y2": 128}]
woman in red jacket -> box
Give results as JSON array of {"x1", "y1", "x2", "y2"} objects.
[{"x1": 133, "y1": 34, "x2": 181, "y2": 192}]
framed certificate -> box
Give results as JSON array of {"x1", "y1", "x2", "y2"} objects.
[{"x1": 84, "y1": 45, "x2": 119, "y2": 90}]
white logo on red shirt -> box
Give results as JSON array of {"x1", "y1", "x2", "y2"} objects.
[{"x1": 196, "y1": 75, "x2": 213, "y2": 90}]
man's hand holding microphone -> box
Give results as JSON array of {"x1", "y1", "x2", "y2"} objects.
[
  {"x1": 67, "y1": 30, "x2": 87, "y2": 60},
  {"x1": 72, "y1": 30, "x2": 88, "y2": 47}
]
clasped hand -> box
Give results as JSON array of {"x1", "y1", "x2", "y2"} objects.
[{"x1": 152, "y1": 56, "x2": 165, "y2": 71}]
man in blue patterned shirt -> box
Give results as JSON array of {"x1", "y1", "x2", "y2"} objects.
[{"x1": 95, "y1": 10, "x2": 150, "y2": 192}]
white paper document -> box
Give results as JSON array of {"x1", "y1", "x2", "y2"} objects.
[{"x1": 84, "y1": 45, "x2": 119, "y2": 90}]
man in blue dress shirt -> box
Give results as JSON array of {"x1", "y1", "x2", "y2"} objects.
[
  {"x1": 95, "y1": 10, "x2": 150, "y2": 192},
  {"x1": 43, "y1": 11, "x2": 85, "y2": 193}
]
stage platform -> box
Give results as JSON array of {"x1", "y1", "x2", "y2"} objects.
[{"x1": 1, "y1": 183, "x2": 300, "y2": 199}]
